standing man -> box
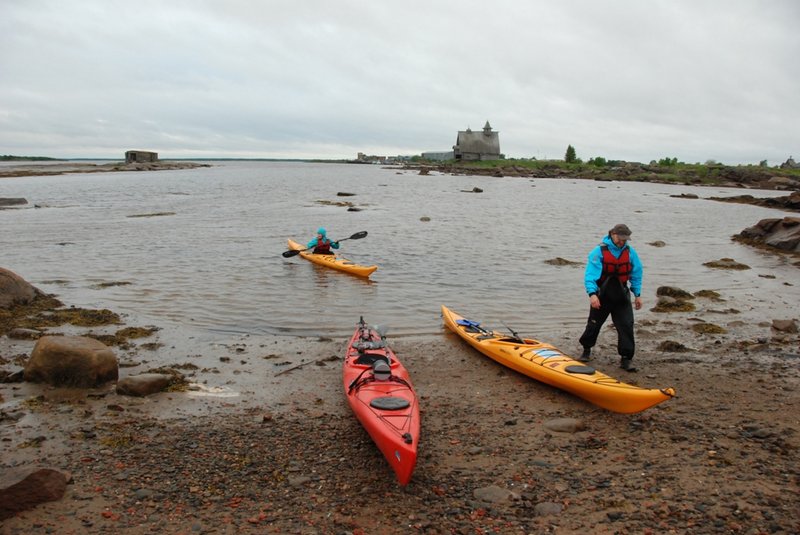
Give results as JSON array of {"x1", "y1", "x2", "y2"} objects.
[{"x1": 578, "y1": 223, "x2": 643, "y2": 371}]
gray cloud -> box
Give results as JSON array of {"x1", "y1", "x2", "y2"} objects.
[{"x1": 1, "y1": 0, "x2": 798, "y2": 163}]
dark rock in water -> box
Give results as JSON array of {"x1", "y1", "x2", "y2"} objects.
[
  {"x1": 648, "y1": 240, "x2": 666, "y2": 247},
  {"x1": 656, "y1": 286, "x2": 694, "y2": 299},
  {"x1": 735, "y1": 216, "x2": 800, "y2": 252},
  {"x1": 691, "y1": 323, "x2": 727, "y2": 334},
  {"x1": 544, "y1": 257, "x2": 581, "y2": 266},
  {"x1": 703, "y1": 258, "x2": 751, "y2": 270},
  {"x1": 711, "y1": 191, "x2": 800, "y2": 211},
  {"x1": 694, "y1": 289, "x2": 723, "y2": 300},
  {"x1": 652, "y1": 296, "x2": 696, "y2": 313},
  {"x1": 0, "y1": 198, "x2": 28, "y2": 207},
  {"x1": 670, "y1": 193, "x2": 698, "y2": 199},
  {"x1": 0, "y1": 267, "x2": 43, "y2": 309},
  {"x1": 336, "y1": 192, "x2": 356, "y2": 196},
  {"x1": 0, "y1": 467, "x2": 70, "y2": 520},
  {"x1": 347, "y1": 207, "x2": 362, "y2": 212}
]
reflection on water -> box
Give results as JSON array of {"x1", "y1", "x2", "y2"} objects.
[{"x1": 1, "y1": 161, "x2": 797, "y2": 340}]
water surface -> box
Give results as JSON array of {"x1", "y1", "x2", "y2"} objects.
[{"x1": 2, "y1": 161, "x2": 797, "y2": 341}]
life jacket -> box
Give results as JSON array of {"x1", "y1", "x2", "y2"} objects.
[
  {"x1": 313, "y1": 238, "x2": 333, "y2": 254},
  {"x1": 598, "y1": 245, "x2": 632, "y2": 285}
]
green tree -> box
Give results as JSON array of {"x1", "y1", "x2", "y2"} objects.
[{"x1": 565, "y1": 145, "x2": 577, "y2": 163}]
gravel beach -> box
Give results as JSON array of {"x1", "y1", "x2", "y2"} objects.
[{"x1": 2, "y1": 289, "x2": 799, "y2": 534}]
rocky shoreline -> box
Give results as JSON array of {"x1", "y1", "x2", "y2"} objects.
[
  {"x1": 405, "y1": 160, "x2": 800, "y2": 192},
  {"x1": 0, "y1": 161, "x2": 211, "y2": 180},
  {"x1": 2, "y1": 263, "x2": 799, "y2": 533}
]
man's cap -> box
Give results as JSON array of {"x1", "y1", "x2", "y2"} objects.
[{"x1": 610, "y1": 223, "x2": 632, "y2": 237}]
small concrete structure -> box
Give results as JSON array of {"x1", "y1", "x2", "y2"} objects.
[
  {"x1": 453, "y1": 121, "x2": 500, "y2": 161},
  {"x1": 125, "y1": 150, "x2": 158, "y2": 164}
]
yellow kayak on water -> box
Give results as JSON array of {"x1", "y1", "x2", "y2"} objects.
[
  {"x1": 287, "y1": 239, "x2": 377, "y2": 278},
  {"x1": 441, "y1": 305, "x2": 675, "y2": 414}
]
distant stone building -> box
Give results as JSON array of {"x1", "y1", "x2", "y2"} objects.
[
  {"x1": 125, "y1": 150, "x2": 158, "y2": 164},
  {"x1": 780, "y1": 156, "x2": 799, "y2": 169},
  {"x1": 453, "y1": 121, "x2": 500, "y2": 161}
]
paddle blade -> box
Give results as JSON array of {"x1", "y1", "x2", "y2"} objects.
[
  {"x1": 374, "y1": 324, "x2": 389, "y2": 338},
  {"x1": 282, "y1": 249, "x2": 302, "y2": 258},
  {"x1": 348, "y1": 230, "x2": 368, "y2": 240}
]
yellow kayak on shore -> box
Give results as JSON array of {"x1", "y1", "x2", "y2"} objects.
[
  {"x1": 287, "y1": 239, "x2": 377, "y2": 278},
  {"x1": 441, "y1": 305, "x2": 675, "y2": 414}
]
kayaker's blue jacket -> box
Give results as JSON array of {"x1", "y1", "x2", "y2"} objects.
[{"x1": 584, "y1": 235, "x2": 643, "y2": 297}]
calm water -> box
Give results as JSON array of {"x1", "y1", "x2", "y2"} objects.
[{"x1": 1, "y1": 161, "x2": 797, "y2": 340}]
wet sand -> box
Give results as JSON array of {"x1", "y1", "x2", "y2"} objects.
[{"x1": 2, "y1": 288, "x2": 799, "y2": 533}]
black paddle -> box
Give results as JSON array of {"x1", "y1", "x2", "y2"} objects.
[
  {"x1": 501, "y1": 321, "x2": 525, "y2": 344},
  {"x1": 282, "y1": 230, "x2": 368, "y2": 258}
]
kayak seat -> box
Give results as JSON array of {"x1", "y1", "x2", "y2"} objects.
[
  {"x1": 355, "y1": 353, "x2": 390, "y2": 366},
  {"x1": 370, "y1": 396, "x2": 410, "y2": 410},
  {"x1": 565, "y1": 365, "x2": 596, "y2": 375}
]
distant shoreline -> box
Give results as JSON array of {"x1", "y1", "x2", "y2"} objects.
[
  {"x1": 0, "y1": 160, "x2": 212, "y2": 178},
  {"x1": 403, "y1": 159, "x2": 800, "y2": 191},
  {"x1": 3, "y1": 157, "x2": 799, "y2": 192}
]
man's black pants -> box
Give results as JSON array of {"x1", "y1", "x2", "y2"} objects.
[{"x1": 579, "y1": 297, "x2": 635, "y2": 360}]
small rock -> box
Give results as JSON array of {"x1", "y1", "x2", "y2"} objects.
[
  {"x1": 544, "y1": 418, "x2": 585, "y2": 433},
  {"x1": 771, "y1": 319, "x2": 798, "y2": 333},
  {"x1": 534, "y1": 502, "x2": 564, "y2": 516},
  {"x1": 473, "y1": 485, "x2": 517, "y2": 503}
]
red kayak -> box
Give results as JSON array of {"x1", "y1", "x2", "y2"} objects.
[{"x1": 343, "y1": 317, "x2": 420, "y2": 485}]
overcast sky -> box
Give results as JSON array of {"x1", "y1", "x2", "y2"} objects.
[{"x1": 1, "y1": 0, "x2": 798, "y2": 164}]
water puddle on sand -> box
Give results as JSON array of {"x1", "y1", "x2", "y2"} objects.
[{"x1": 185, "y1": 383, "x2": 240, "y2": 398}]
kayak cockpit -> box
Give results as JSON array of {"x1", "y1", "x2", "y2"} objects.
[{"x1": 354, "y1": 352, "x2": 391, "y2": 366}]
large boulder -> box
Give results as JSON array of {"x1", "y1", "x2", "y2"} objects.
[
  {"x1": 737, "y1": 217, "x2": 800, "y2": 252},
  {"x1": 0, "y1": 267, "x2": 40, "y2": 309},
  {"x1": 24, "y1": 336, "x2": 118, "y2": 387},
  {"x1": 0, "y1": 467, "x2": 69, "y2": 520}
]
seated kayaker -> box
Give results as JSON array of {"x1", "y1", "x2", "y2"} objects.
[{"x1": 307, "y1": 227, "x2": 340, "y2": 255}]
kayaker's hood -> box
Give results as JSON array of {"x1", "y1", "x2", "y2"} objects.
[{"x1": 602, "y1": 234, "x2": 629, "y2": 255}]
